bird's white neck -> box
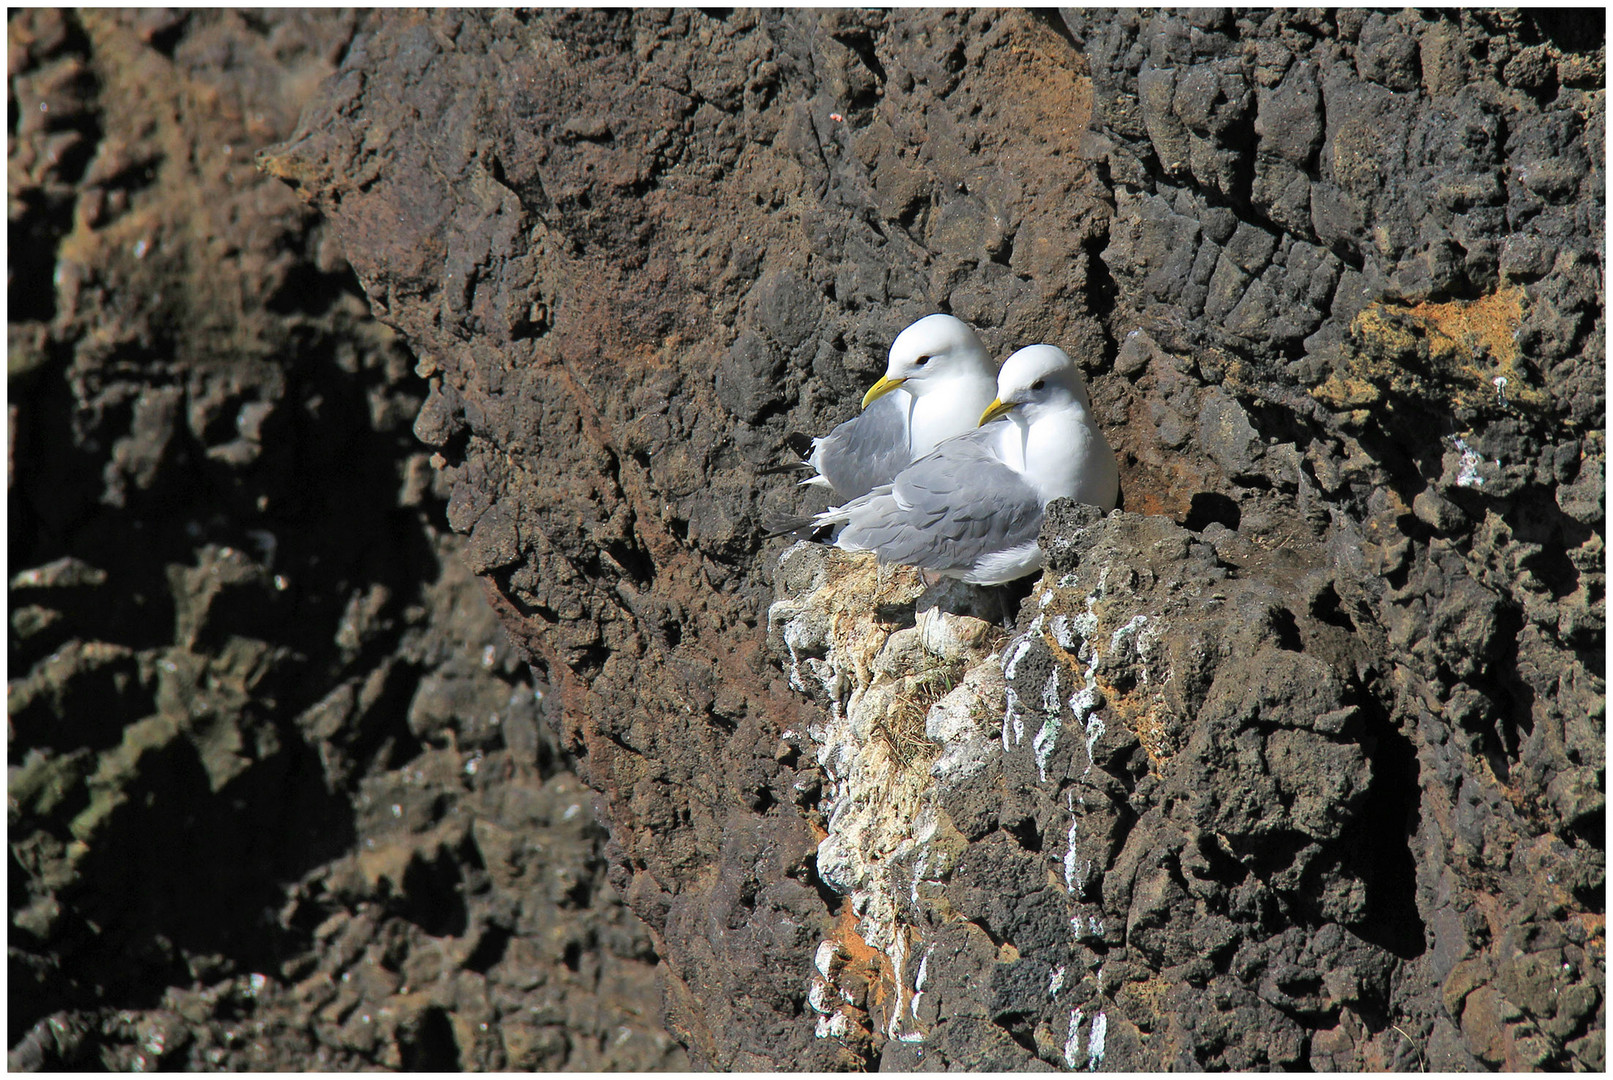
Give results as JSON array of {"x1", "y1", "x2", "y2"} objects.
[
  {"x1": 994, "y1": 403, "x2": 1116, "y2": 507},
  {"x1": 907, "y1": 370, "x2": 998, "y2": 459}
]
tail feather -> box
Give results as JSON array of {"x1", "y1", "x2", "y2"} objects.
[
  {"x1": 762, "y1": 511, "x2": 822, "y2": 539},
  {"x1": 756, "y1": 461, "x2": 814, "y2": 478}
]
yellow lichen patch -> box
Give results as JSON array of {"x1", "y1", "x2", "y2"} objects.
[
  {"x1": 1410, "y1": 284, "x2": 1523, "y2": 368},
  {"x1": 1309, "y1": 372, "x2": 1385, "y2": 411},
  {"x1": 1411, "y1": 286, "x2": 1541, "y2": 406},
  {"x1": 1411, "y1": 286, "x2": 1521, "y2": 358},
  {"x1": 1353, "y1": 305, "x2": 1425, "y2": 360},
  {"x1": 1116, "y1": 976, "x2": 1173, "y2": 1032},
  {"x1": 1102, "y1": 679, "x2": 1171, "y2": 772},
  {"x1": 1311, "y1": 286, "x2": 1541, "y2": 416}
]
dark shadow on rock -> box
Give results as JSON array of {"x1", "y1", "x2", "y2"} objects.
[
  {"x1": 59, "y1": 732, "x2": 357, "y2": 1013},
  {"x1": 1347, "y1": 679, "x2": 1429, "y2": 961},
  {"x1": 1183, "y1": 490, "x2": 1241, "y2": 533},
  {"x1": 914, "y1": 576, "x2": 1033, "y2": 627}
]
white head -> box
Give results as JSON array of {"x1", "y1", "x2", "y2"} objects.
[
  {"x1": 862, "y1": 313, "x2": 993, "y2": 409},
  {"x1": 978, "y1": 345, "x2": 1094, "y2": 425}
]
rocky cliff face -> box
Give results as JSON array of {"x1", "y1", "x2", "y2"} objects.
[
  {"x1": 262, "y1": 8, "x2": 1604, "y2": 1070},
  {"x1": 8, "y1": 10, "x2": 681, "y2": 1070},
  {"x1": 265, "y1": 7, "x2": 1603, "y2": 1070},
  {"x1": 12, "y1": 7, "x2": 1601, "y2": 1072},
  {"x1": 1048, "y1": 11, "x2": 1604, "y2": 1067}
]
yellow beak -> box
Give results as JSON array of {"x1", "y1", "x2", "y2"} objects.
[
  {"x1": 979, "y1": 398, "x2": 1014, "y2": 425},
  {"x1": 861, "y1": 374, "x2": 907, "y2": 410}
]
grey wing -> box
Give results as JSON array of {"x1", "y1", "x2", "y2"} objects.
[
  {"x1": 809, "y1": 391, "x2": 911, "y2": 500},
  {"x1": 836, "y1": 431, "x2": 1044, "y2": 574}
]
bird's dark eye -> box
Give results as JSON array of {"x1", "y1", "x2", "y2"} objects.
[
  {"x1": 915, "y1": 355, "x2": 931, "y2": 366},
  {"x1": 1031, "y1": 379, "x2": 1046, "y2": 391}
]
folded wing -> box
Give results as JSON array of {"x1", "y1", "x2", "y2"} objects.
[
  {"x1": 832, "y1": 429, "x2": 1043, "y2": 576},
  {"x1": 806, "y1": 389, "x2": 912, "y2": 499}
]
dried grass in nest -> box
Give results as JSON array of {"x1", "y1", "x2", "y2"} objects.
[{"x1": 872, "y1": 658, "x2": 960, "y2": 774}]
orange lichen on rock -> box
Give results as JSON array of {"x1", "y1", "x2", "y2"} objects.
[
  {"x1": 1311, "y1": 286, "x2": 1540, "y2": 417},
  {"x1": 1410, "y1": 284, "x2": 1525, "y2": 369},
  {"x1": 832, "y1": 907, "x2": 892, "y2": 1013}
]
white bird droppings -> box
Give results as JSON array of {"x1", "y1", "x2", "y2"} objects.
[
  {"x1": 1065, "y1": 1008, "x2": 1084, "y2": 1068},
  {"x1": 1063, "y1": 813, "x2": 1082, "y2": 892},
  {"x1": 815, "y1": 940, "x2": 839, "y2": 978},
  {"x1": 1453, "y1": 436, "x2": 1486, "y2": 488},
  {"x1": 1063, "y1": 1008, "x2": 1108, "y2": 1071},
  {"x1": 1088, "y1": 1011, "x2": 1108, "y2": 1070},
  {"x1": 1004, "y1": 636, "x2": 1035, "y2": 680}
]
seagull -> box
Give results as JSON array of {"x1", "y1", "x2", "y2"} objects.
[
  {"x1": 808, "y1": 344, "x2": 1119, "y2": 585},
  {"x1": 789, "y1": 313, "x2": 998, "y2": 501}
]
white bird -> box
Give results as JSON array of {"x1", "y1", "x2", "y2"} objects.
[
  {"x1": 812, "y1": 344, "x2": 1119, "y2": 585},
  {"x1": 793, "y1": 313, "x2": 998, "y2": 501}
]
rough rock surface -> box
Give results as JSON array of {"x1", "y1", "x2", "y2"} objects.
[
  {"x1": 767, "y1": 548, "x2": 1014, "y2": 1060},
  {"x1": 8, "y1": 9, "x2": 682, "y2": 1071},
  {"x1": 1051, "y1": 10, "x2": 1605, "y2": 1068},
  {"x1": 266, "y1": 9, "x2": 1120, "y2": 1069},
  {"x1": 167, "y1": 5, "x2": 1603, "y2": 1071}
]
